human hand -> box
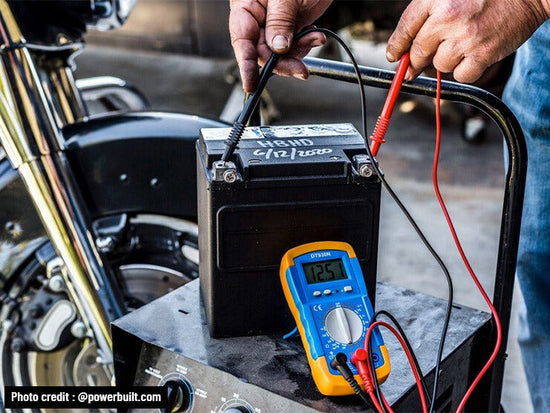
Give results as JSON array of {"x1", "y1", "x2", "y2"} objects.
[
  {"x1": 229, "y1": 0, "x2": 331, "y2": 93},
  {"x1": 386, "y1": 0, "x2": 550, "y2": 83}
]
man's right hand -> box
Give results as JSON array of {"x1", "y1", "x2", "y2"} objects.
[
  {"x1": 229, "y1": 0, "x2": 332, "y2": 93},
  {"x1": 386, "y1": 0, "x2": 550, "y2": 83}
]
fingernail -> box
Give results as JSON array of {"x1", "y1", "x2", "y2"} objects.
[
  {"x1": 272, "y1": 35, "x2": 289, "y2": 52},
  {"x1": 386, "y1": 51, "x2": 396, "y2": 62},
  {"x1": 293, "y1": 73, "x2": 307, "y2": 81},
  {"x1": 311, "y1": 38, "x2": 324, "y2": 47}
]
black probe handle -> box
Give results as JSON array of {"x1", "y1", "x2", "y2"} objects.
[{"x1": 222, "y1": 53, "x2": 280, "y2": 162}]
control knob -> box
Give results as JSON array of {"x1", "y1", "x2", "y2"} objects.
[
  {"x1": 324, "y1": 307, "x2": 363, "y2": 344},
  {"x1": 162, "y1": 378, "x2": 194, "y2": 412}
]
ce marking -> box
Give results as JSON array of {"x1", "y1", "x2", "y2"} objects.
[{"x1": 313, "y1": 304, "x2": 323, "y2": 312}]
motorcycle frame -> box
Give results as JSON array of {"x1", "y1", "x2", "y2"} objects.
[{"x1": 0, "y1": 2, "x2": 227, "y2": 383}]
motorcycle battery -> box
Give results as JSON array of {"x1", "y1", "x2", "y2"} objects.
[{"x1": 196, "y1": 123, "x2": 381, "y2": 337}]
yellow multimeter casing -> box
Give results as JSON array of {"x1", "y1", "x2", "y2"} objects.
[{"x1": 280, "y1": 241, "x2": 390, "y2": 396}]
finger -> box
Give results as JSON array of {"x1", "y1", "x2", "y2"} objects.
[
  {"x1": 233, "y1": 38, "x2": 261, "y2": 93},
  {"x1": 432, "y1": 40, "x2": 463, "y2": 74},
  {"x1": 230, "y1": 19, "x2": 261, "y2": 93},
  {"x1": 229, "y1": 0, "x2": 266, "y2": 92},
  {"x1": 257, "y1": 30, "x2": 310, "y2": 80},
  {"x1": 286, "y1": 31, "x2": 326, "y2": 59},
  {"x1": 265, "y1": 0, "x2": 301, "y2": 53},
  {"x1": 405, "y1": 19, "x2": 445, "y2": 78},
  {"x1": 386, "y1": 0, "x2": 431, "y2": 62},
  {"x1": 452, "y1": 56, "x2": 489, "y2": 84},
  {"x1": 272, "y1": 57, "x2": 310, "y2": 80}
]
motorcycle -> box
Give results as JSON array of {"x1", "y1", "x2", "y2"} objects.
[{"x1": 0, "y1": 0, "x2": 227, "y2": 406}]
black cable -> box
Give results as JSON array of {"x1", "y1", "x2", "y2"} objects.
[
  {"x1": 222, "y1": 53, "x2": 279, "y2": 161},
  {"x1": 307, "y1": 28, "x2": 454, "y2": 413},
  {"x1": 227, "y1": 27, "x2": 454, "y2": 412},
  {"x1": 330, "y1": 353, "x2": 375, "y2": 410}
]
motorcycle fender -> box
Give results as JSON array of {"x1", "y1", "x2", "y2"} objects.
[
  {"x1": 0, "y1": 111, "x2": 227, "y2": 287},
  {"x1": 64, "y1": 111, "x2": 229, "y2": 220}
]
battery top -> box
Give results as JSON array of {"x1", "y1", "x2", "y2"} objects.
[{"x1": 198, "y1": 123, "x2": 370, "y2": 182}]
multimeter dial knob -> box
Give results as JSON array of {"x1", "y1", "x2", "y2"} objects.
[{"x1": 324, "y1": 307, "x2": 364, "y2": 344}]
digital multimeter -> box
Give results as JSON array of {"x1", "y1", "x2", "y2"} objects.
[{"x1": 280, "y1": 241, "x2": 390, "y2": 396}]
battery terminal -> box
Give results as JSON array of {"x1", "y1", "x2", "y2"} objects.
[
  {"x1": 212, "y1": 160, "x2": 239, "y2": 183},
  {"x1": 353, "y1": 154, "x2": 376, "y2": 178}
]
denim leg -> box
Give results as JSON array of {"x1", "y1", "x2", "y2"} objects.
[{"x1": 502, "y1": 21, "x2": 550, "y2": 413}]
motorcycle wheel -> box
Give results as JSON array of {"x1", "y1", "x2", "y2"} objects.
[{"x1": 0, "y1": 213, "x2": 198, "y2": 412}]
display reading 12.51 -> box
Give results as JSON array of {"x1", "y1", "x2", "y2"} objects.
[{"x1": 302, "y1": 258, "x2": 348, "y2": 284}]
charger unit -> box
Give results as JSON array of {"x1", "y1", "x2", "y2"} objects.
[{"x1": 196, "y1": 123, "x2": 381, "y2": 337}]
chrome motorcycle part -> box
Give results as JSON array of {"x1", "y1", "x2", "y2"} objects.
[
  {"x1": 91, "y1": 0, "x2": 137, "y2": 31},
  {"x1": 47, "y1": 274, "x2": 66, "y2": 293},
  {"x1": 76, "y1": 76, "x2": 150, "y2": 112},
  {"x1": 70, "y1": 320, "x2": 88, "y2": 339},
  {"x1": 0, "y1": 0, "x2": 124, "y2": 363},
  {"x1": 5, "y1": 259, "x2": 76, "y2": 355},
  {"x1": 34, "y1": 299, "x2": 76, "y2": 351},
  {"x1": 39, "y1": 49, "x2": 89, "y2": 126},
  {"x1": 95, "y1": 236, "x2": 116, "y2": 253}
]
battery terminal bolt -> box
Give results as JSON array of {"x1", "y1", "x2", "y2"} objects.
[
  {"x1": 213, "y1": 160, "x2": 239, "y2": 183},
  {"x1": 223, "y1": 169, "x2": 237, "y2": 183},
  {"x1": 353, "y1": 154, "x2": 376, "y2": 178},
  {"x1": 359, "y1": 163, "x2": 374, "y2": 178}
]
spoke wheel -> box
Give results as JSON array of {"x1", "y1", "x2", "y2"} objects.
[{"x1": 0, "y1": 214, "x2": 198, "y2": 412}]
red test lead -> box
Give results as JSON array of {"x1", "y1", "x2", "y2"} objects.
[{"x1": 369, "y1": 52, "x2": 410, "y2": 156}]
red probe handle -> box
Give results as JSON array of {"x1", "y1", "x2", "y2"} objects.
[{"x1": 369, "y1": 52, "x2": 410, "y2": 157}]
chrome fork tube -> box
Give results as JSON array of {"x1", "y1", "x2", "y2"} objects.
[
  {"x1": 0, "y1": 2, "x2": 124, "y2": 362},
  {"x1": 39, "y1": 54, "x2": 89, "y2": 127}
]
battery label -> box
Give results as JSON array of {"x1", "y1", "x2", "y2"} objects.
[{"x1": 200, "y1": 123, "x2": 358, "y2": 141}]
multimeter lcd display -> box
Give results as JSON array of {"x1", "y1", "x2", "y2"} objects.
[{"x1": 302, "y1": 258, "x2": 348, "y2": 284}]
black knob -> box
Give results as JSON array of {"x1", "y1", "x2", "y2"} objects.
[{"x1": 163, "y1": 380, "x2": 192, "y2": 413}]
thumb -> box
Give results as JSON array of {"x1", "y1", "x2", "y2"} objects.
[{"x1": 265, "y1": 0, "x2": 301, "y2": 53}]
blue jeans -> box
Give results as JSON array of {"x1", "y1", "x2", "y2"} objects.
[{"x1": 502, "y1": 20, "x2": 550, "y2": 413}]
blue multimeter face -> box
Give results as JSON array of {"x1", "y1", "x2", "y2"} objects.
[{"x1": 286, "y1": 246, "x2": 386, "y2": 376}]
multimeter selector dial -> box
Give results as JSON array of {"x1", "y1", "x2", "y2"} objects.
[{"x1": 324, "y1": 307, "x2": 364, "y2": 344}]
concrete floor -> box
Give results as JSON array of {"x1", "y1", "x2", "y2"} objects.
[{"x1": 74, "y1": 43, "x2": 531, "y2": 412}]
